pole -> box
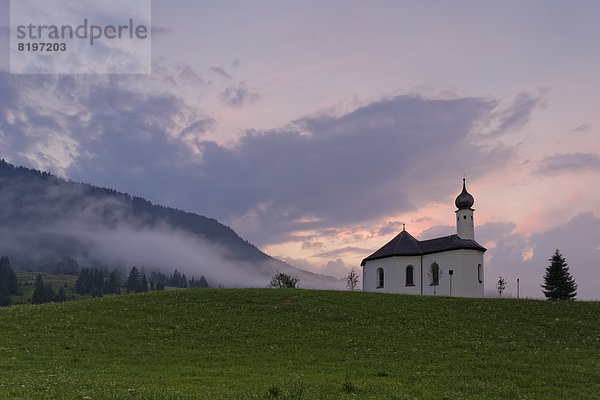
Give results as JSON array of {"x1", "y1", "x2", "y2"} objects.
[
  {"x1": 517, "y1": 278, "x2": 520, "y2": 299},
  {"x1": 420, "y1": 257, "x2": 423, "y2": 295}
]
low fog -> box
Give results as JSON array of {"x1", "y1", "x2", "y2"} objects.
[
  {"x1": 0, "y1": 167, "x2": 343, "y2": 290},
  {"x1": 0, "y1": 211, "x2": 343, "y2": 289}
]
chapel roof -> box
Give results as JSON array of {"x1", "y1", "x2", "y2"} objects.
[{"x1": 360, "y1": 229, "x2": 486, "y2": 266}]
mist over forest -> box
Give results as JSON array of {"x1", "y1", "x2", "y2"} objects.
[{"x1": 0, "y1": 160, "x2": 342, "y2": 289}]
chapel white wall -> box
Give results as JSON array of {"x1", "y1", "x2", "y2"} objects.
[
  {"x1": 362, "y1": 255, "x2": 421, "y2": 294},
  {"x1": 363, "y1": 249, "x2": 484, "y2": 297},
  {"x1": 421, "y1": 249, "x2": 483, "y2": 297}
]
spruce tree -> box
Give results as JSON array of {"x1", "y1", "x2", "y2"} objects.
[
  {"x1": 0, "y1": 280, "x2": 11, "y2": 307},
  {"x1": 141, "y1": 274, "x2": 149, "y2": 293},
  {"x1": 91, "y1": 268, "x2": 105, "y2": 297},
  {"x1": 84, "y1": 268, "x2": 93, "y2": 294},
  {"x1": 0, "y1": 256, "x2": 19, "y2": 295},
  {"x1": 75, "y1": 268, "x2": 88, "y2": 295},
  {"x1": 44, "y1": 284, "x2": 56, "y2": 302},
  {"x1": 181, "y1": 274, "x2": 188, "y2": 288},
  {"x1": 31, "y1": 274, "x2": 53, "y2": 304},
  {"x1": 55, "y1": 286, "x2": 67, "y2": 302},
  {"x1": 107, "y1": 269, "x2": 121, "y2": 294},
  {"x1": 31, "y1": 274, "x2": 44, "y2": 304},
  {"x1": 542, "y1": 249, "x2": 577, "y2": 300},
  {"x1": 198, "y1": 275, "x2": 209, "y2": 288},
  {"x1": 127, "y1": 267, "x2": 141, "y2": 293}
]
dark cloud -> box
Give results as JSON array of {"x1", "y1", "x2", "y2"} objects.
[
  {"x1": 176, "y1": 65, "x2": 206, "y2": 86},
  {"x1": 0, "y1": 74, "x2": 77, "y2": 170},
  {"x1": 201, "y1": 95, "x2": 513, "y2": 243},
  {"x1": 571, "y1": 124, "x2": 591, "y2": 133},
  {"x1": 376, "y1": 221, "x2": 405, "y2": 236},
  {"x1": 535, "y1": 152, "x2": 600, "y2": 175},
  {"x1": 65, "y1": 89, "x2": 197, "y2": 199},
  {"x1": 180, "y1": 118, "x2": 216, "y2": 137},
  {"x1": 0, "y1": 73, "x2": 531, "y2": 248},
  {"x1": 231, "y1": 58, "x2": 241, "y2": 68},
  {"x1": 150, "y1": 63, "x2": 206, "y2": 90},
  {"x1": 301, "y1": 241, "x2": 323, "y2": 250},
  {"x1": 489, "y1": 92, "x2": 543, "y2": 136},
  {"x1": 0, "y1": 72, "x2": 198, "y2": 195},
  {"x1": 209, "y1": 66, "x2": 232, "y2": 80},
  {"x1": 221, "y1": 82, "x2": 260, "y2": 107}
]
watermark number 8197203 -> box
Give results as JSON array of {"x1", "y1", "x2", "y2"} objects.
[{"x1": 17, "y1": 42, "x2": 67, "y2": 52}]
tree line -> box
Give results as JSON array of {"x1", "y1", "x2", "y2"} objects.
[
  {"x1": 75, "y1": 268, "x2": 122, "y2": 296},
  {"x1": 126, "y1": 267, "x2": 211, "y2": 293},
  {"x1": 146, "y1": 269, "x2": 210, "y2": 291},
  {"x1": 0, "y1": 249, "x2": 580, "y2": 306},
  {"x1": 0, "y1": 254, "x2": 214, "y2": 306}
]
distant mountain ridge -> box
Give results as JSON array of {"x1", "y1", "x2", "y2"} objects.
[{"x1": 0, "y1": 160, "x2": 341, "y2": 289}]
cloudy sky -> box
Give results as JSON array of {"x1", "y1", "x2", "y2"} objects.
[{"x1": 1, "y1": 0, "x2": 599, "y2": 298}]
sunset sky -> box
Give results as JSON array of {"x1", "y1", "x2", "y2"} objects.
[{"x1": 1, "y1": 0, "x2": 599, "y2": 298}]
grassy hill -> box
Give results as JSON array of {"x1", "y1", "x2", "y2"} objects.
[{"x1": 0, "y1": 289, "x2": 598, "y2": 399}]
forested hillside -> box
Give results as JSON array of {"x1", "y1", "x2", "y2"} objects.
[{"x1": 0, "y1": 160, "x2": 341, "y2": 289}]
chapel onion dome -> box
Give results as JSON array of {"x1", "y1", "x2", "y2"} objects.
[{"x1": 455, "y1": 178, "x2": 474, "y2": 209}]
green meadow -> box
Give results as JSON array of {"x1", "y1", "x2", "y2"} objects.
[{"x1": 0, "y1": 288, "x2": 598, "y2": 399}]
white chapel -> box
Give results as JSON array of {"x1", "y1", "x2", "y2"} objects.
[{"x1": 361, "y1": 179, "x2": 486, "y2": 297}]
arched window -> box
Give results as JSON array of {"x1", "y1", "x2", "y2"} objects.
[
  {"x1": 406, "y1": 265, "x2": 414, "y2": 286},
  {"x1": 477, "y1": 264, "x2": 482, "y2": 283},
  {"x1": 376, "y1": 268, "x2": 384, "y2": 288},
  {"x1": 430, "y1": 262, "x2": 439, "y2": 286}
]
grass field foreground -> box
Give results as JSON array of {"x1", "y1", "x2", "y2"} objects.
[{"x1": 0, "y1": 288, "x2": 599, "y2": 399}]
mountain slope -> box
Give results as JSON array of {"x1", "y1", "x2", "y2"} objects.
[{"x1": 0, "y1": 160, "x2": 341, "y2": 288}]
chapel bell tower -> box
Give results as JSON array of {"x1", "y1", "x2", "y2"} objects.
[{"x1": 455, "y1": 178, "x2": 475, "y2": 240}]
